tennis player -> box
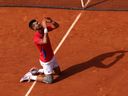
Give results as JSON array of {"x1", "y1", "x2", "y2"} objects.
[{"x1": 20, "y1": 17, "x2": 61, "y2": 84}]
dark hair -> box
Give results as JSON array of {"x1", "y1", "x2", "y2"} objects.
[{"x1": 29, "y1": 19, "x2": 37, "y2": 29}]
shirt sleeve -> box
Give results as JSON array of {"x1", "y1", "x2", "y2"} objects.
[{"x1": 47, "y1": 26, "x2": 54, "y2": 32}]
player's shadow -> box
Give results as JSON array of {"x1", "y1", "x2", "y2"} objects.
[{"x1": 54, "y1": 50, "x2": 127, "y2": 83}]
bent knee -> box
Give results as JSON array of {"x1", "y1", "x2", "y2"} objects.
[{"x1": 43, "y1": 75, "x2": 53, "y2": 84}]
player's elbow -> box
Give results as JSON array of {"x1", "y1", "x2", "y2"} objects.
[
  {"x1": 54, "y1": 22, "x2": 59, "y2": 28},
  {"x1": 52, "y1": 22, "x2": 59, "y2": 29}
]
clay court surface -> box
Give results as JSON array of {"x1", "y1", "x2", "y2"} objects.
[{"x1": 0, "y1": 1, "x2": 128, "y2": 96}]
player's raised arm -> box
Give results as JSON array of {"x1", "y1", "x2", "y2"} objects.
[
  {"x1": 45, "y1": 17, "x2": 59, "y2": 29},
  {"x1": 41, "y1": 18, "x2": 49, "y2": 44}
]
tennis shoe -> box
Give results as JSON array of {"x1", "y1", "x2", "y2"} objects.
[
  {"x1": 20, "y1": 72, "x2": 32, "y2": 82},
  {"x1": 29, "y1": 67, "x2": 39, "y2": 75}
]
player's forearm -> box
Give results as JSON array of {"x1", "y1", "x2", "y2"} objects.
[
  {"x1": 42, "y1": 33, "x2": 48, "y2": 44},
  {"x1": 42, "y1": 20, "x2": 47, "y2": 29},
  {"x1": 41, "y1": 18, "x2": 49, "y2": 44},
  {"x1": 45, "y1": 17, "x2": 59, "y2": 29},
  {"x1": 50, "y1": 21, "x2": 59, "y2": 29},
  {"x1": 46, "y1": 19, "x2": 59, "y2": 29}
]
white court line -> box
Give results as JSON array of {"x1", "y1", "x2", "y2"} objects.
[
  {"x1": 25, "y1": 12, "x2": 83, "y2": 96},
  {"x1": 54, "y1": 12, "x2": 82, "y2": 54}
]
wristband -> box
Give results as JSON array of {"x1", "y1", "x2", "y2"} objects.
[{"x1": 44, "y1": 28, "x2": 48, "y2": 33}]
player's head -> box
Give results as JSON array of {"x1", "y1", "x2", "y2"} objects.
[{"x1": 29, "y1": 19, "x2": 42, "y2": 31}]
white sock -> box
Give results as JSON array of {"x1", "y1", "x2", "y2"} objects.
[
  {"x1": 30, "y1": 76, "x2": 37, "y2": 80},
  {"x1": 38, "y1": 69, "x2": 44, "y2": 74}
]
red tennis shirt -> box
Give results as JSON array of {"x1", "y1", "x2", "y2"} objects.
[{"x1": 33, "y1": 27, "x2": 54, "y2": 62}]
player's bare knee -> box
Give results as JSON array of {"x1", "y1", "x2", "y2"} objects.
[{"x1": 43, "y1": 74, "x2": 53, "y2": 84}]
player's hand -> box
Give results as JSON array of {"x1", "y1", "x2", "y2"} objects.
[
  {"x1": 44, "y1": 17, "x2": 53, "y2": 23},
  {"x1": 41, "y1": 18, "x2": 47, "y2": 29}
]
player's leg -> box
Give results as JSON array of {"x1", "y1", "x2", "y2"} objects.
[
  {"x1": 36, "y1": 66, "x2": 61, "y2": 76},
  {"x1": 39, "y1": 60, "x2": 54, "y2": 84},
  {"x1": 20, "y1": 67, "x2": 44, "y2": 82},
  {"x1": 38, "y1": 57, "x2": 61, "y2": 83},
  {"x1": 29, "y1": 67, "x2": 44, "y2": 75},
  {"x1": 42, "y1": 74, "x2": 53, "y2": 84},
  {"x1": 38, "y1": 69, "x2": 44, "y2": 74},
  {"x1": 20, "y1": 57, "x2": 57, "y2": 83},
  {"x1": 33, "y1": 74, "x2": 53, "y2": 84},
  {"x1": 20, "y1": 71, "x2": 53, "y2": 84},
  {"x1": 52, "y1": 57, "x2": 61, "y2": 75}
]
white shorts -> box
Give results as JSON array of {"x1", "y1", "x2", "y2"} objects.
[{"x1": 39, "y1": 56, "x2": 59, "y2": 75}]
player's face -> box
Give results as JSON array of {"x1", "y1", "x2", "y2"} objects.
[{"x1": 32, "y1": 21, "x2": 42, "y2": 30}]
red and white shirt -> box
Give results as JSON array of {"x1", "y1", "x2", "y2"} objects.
[{"x1": 33, "y1": 27, "x2": 54, "y2": 62}]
